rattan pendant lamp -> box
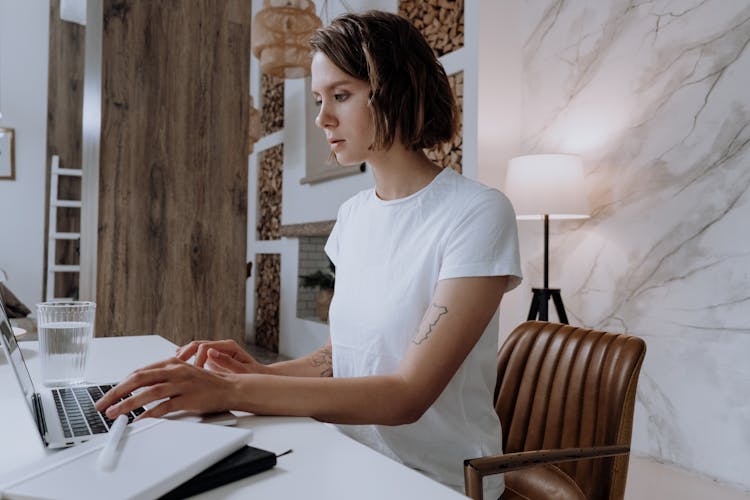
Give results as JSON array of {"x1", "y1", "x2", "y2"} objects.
[{"x1": 251, "y1": 0, "x2": 323, "y2": 79}]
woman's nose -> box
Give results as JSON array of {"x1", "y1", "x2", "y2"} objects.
[{"x1": 315, "y1": 102, "x2": 336, "y2": 129}]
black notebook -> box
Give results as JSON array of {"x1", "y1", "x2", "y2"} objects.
[{"x1": 159, "y1": 445, "x2": 277, "y2": 499}]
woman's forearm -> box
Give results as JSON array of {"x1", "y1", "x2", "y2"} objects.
[
  {"x1": 228, "y1": 373, "x2": 424, "y2": 426},
  {"x1": 261, "y1": 342, "x2": 333, "y2": 378}
]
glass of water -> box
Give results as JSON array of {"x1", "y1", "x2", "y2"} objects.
[{"x1": 36, "y1": 301, "x2": 96, "y2": 386}]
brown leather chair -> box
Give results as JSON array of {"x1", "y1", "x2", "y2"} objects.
[{"x1": 464, "y1": 321, "x2": 646, "y2": 500}]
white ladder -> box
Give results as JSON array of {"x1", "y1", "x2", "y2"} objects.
[{"x1": 46, "y1": 154, "x2": 82, "y2": 301}]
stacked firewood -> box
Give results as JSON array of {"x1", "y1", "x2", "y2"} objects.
[
  {"x1": 426, "y1": 71, "x2": 463, "y2": 173},
  {"x1": 257, "y1": 144, "x2": 283, "y2": 240},
  {"x1": 399, "y1": 0, "x2": 464, "y2": 57},
  {"x1": 261, "y1": 73, "x2": 284, "y2": 135},
  {"x1": 254, "y1": 253, "x2": 281, "y2": 353}
]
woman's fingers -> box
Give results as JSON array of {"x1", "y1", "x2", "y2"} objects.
[
  {"x1": 95, "y1": 359, "x2": 184, "y2": 414},
  {"x1": 106, "y1": 382, "x2": 175, "y2": 419},
  {"x1": 226, "y1": 344, "x2": 254, "y2": 364},
  {"x1": 194, "y1": 343, "x2": 212, "y2": 367},
  {"x1": 176, "y1": 340, "x2": 235, "y2": 363},
  {"x1": 135, "y1": 396, "x2": 179, "y2": 420},
  {"x1": 191, "y1": 340, "x2": 249, "y2": 368},
  {"x1": 207, "y1": 348, "x2": 250, "y2": 373},
  {"x1": 175, "y1": 341, "x2": 203, "y2": 361}
]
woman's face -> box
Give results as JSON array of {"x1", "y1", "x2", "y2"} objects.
[{"x1": 311, "y1": 52, "x2": 375, "y2": 166}]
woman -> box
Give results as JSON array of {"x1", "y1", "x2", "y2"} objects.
[{"x1": 96, "y1": 11, "x2": 521, "y2": 498}]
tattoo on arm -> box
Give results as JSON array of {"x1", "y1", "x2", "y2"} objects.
[
  {"x1": 412, "y1": 303, "x2": 448, "y2": 345},
  {"x1": 310, "y1": 345, "x2": 333, "y2": 377}
]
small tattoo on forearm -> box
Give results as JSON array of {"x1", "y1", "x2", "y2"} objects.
[
  {"x1": 413, "y1": 303, "x2": 448, "y2": 345},
  {"x1": 311, "y1": 346, "x2": 333, "y2": 377}
]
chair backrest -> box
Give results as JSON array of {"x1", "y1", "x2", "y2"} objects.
[{"x1": 495, "y1": 321, "x2": 646, "y2": 499}]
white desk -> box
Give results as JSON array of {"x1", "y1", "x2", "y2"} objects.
[{"x1": 0, "y1": 336, "x2": 466, "y2": 499}]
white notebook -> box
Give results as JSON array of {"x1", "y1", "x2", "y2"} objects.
[{"x1": 0, "y1": 418, "x2": 252, "y2": 500}]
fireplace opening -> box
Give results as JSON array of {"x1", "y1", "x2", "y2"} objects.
[{"x1": 296, "y1": 236, "x2": 333, "y2": 323}]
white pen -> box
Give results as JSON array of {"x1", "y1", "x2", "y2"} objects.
[{"x1": 97, "y1": 414, "x2": 129, "y2": 471}]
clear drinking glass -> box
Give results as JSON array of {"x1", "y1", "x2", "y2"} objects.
[{"x1": 36, "y1": 301, "x2": 96, "y2": 386}]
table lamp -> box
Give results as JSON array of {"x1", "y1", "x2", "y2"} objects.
[{"x1": 505, "y1": 154, "x2": 590, "y2": 323}]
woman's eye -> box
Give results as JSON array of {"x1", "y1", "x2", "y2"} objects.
[
  {"x1": 314, "y1": 99, "x2": 322, "y2": 107},
  {"x1": 334, "y1": 93, "x2": 349, "y2": 102}
]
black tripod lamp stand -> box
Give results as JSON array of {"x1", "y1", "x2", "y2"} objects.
[
  {"x1": 528, "y1": 214, "x2": 569, "y2": 323},
  {"x1": 505, "y1": 154, "x2": 590, "y2": 324}
]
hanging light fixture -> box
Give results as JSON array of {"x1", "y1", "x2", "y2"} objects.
[
  {"x1": 247, "y1": 96, "x2": 261, "y2": 154},
  {"x1": 251, "y1": 0, "x2": 322, "y2": 79}
]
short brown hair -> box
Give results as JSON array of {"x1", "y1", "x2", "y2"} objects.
[{"x1": 309, "y1": 11, "x2": 457, "y2": 152}]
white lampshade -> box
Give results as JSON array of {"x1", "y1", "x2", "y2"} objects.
[
  {"x1": 505, "y1": 154, "x2": 590, "y2": 220},
  {"x1": 60, "y1": 0, "x2": 87, "y2": 25}
]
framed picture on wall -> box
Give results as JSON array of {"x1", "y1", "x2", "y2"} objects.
[{"x1": 0, "y1": 128, "x2": 15, "y2": 180}]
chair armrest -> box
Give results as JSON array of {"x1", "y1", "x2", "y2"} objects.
[
  {"x1": 466, "y1": 444, "x2": 629, "y2": 475},
  {"x1": 463, "y1": 445, "x2": 629, "y2": 500}
]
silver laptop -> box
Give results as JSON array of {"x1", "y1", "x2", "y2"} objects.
[
  {"x1": 0, "y1": 295, "x2": 152, "y2": 448},
  {"x1": 0, "y1": 295, "x2": 236, "y2": 449}
]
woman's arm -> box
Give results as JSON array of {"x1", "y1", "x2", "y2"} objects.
[
  {"x1": 176, "y1": 338, "x2": 333, "y2": 378},
  {"x1": 96, "y1": 276, "x2": 507, "y2": 425},
  {"x1": 231, "y1": 275, "x2": 509, "y2": 424},
  {"x1": 262, "y1": 341, "x2": 334, "y2": 377}
]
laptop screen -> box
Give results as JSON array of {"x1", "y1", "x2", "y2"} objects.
[{"x1": 0, "y1": 295, "x2": 37, "y2": 415}]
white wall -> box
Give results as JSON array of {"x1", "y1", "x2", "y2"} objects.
[
  {"x1": 0, "y1": 0, "x2": 49, "y2": 311},
  {"x1": 472, "y1": 0, "x2": 528, "y2": 339}
]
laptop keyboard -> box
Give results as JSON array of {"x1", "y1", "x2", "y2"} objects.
[{"x1": 51, "y1": 384, "x2": 146, "y2": 438}]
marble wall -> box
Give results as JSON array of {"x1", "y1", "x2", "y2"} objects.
[{"x1": 517, "y1": 0, "x2": 750, "y2": 488}]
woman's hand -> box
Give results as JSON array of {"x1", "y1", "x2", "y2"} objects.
[
  {"x1": 176, "y1": 339, "x2": 267, "y2": 374},
  {"x1": 94, "y1": 357, "x2": 241, "y2": 420}
]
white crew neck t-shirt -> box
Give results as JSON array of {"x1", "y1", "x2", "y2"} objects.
[{"x1": 324, "y1": 167, "x2": 522, "y2": 498}]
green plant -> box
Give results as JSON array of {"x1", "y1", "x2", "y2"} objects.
[{"x1": 299, "y1": 260, "x2": 335, "y2": 290}]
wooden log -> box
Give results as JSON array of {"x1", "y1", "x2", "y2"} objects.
[
  {"x1": 424, "y1": 70, "x2": 463, "y2": 173},
  {"x1": 261, "y1": 73, "x2": 284, "y2": 135},
  {"x1": 257, "y1": 144, "x2": 284, "y2": 240},
  {"x1": 254, "y1": 253, "x2": 281, "y2": 352},
  {"x1": 398, "y1": 0, "x2": 464, "y2": 57}
]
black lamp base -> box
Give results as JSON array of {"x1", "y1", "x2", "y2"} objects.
[{"x1": 527, "y1": 288, "x2": 568, "y2": 324}]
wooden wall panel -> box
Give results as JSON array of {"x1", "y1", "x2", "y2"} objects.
[
  {"x1": 45, "y1": 0, "x2": 85, "y2": 299},
  {"x1": 96, "y1": 0, "x2": 250, "y2": 345}
]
